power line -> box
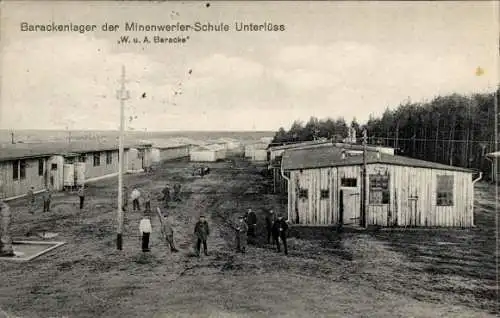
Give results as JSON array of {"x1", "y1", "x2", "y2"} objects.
[{"x1": 362, "y1": 136, "x2": 494, "y2": 144}]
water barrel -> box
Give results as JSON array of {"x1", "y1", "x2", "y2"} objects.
[
  {"x1": 63, "y1": 164, "x2": 75, "y2": 187},
  {"x1": 74, "y1": 162, "x2": 86, "y2": 186}
]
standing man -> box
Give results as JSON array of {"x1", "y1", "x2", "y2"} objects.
[
  {"x1": 161, "y1": 184, "x2": 171, "y2": 208},
  {"x1": 131, "y1": 187, "x2": 141, "y2": 212},
  {"x1": 194, "y1": 215, "x2": 209, "y2": 257},
  {"x1": 139, "y1": 210, "x2": 153, "y2": 252},
  {"x1": 27, "y1": 186, "x2": 36, "y2": 214},
  {"x1": 173, "y1": 183, "x2": 181, "y2": 202},
  {"x1": 265, "y1": 209, "x2": 276, "y2": 245},
  {"x1": 161, "y1": 214, "x2": 179, "y2": 253},
  {"x1": 42, "y1": 188, "x2": 52, "y2": 212},
  {"x1": 143, "y1": 190, "x2": 152, "y2": 211},
  {"x1": 236, "y1": 215, "x2": 248, "y2": 253},
  {"x1": 272, "y1": 215, "x2": 289, "y2": 255},
  {"x1": 77, "y1": 185, "x2": 85, "y2": 210},
  {"x1": 246, "y1": 208, "x2": 257, "y2": 245}
]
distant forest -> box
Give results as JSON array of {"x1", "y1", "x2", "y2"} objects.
[{"x1": 272, "y1": 90, "x2": 499, "y2": 176}]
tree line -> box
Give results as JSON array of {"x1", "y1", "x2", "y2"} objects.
[{"x1": 271, "y1": 90, "x2": 498, "y2": 177}]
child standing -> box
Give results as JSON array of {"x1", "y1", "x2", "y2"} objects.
[{"x1": 139, "y1": 211, "x2": 152, "y2": 252}]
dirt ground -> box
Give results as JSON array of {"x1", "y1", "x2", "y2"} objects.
[{"x1": 0, "y1": 158, "x2": 497, "y2": 318}]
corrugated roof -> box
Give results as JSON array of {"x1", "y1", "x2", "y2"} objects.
[
  {"x1": 141, "y1": 139, "x2": 190, "y2": 149},
  {"x1": 282, "y1": 146, "x2": 474, "y2": 173},
  {"x1": 0, "y1": 141, "x2": 151, "y2": 162},
  {"x1": 269, "y1": 140, "x2": 331, "y2": 151}
]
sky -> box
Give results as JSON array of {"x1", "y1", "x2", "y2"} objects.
[{"x1": 0, "y1": 1, "x2": 498, "y2": 131}]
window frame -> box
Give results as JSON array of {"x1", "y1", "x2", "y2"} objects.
[
  {"x1": 436, "y1": 175, "x2": 454, "y2": 206},
  {"x1": 341, "y1": 177, "x2": 357, "y2": 187},
  {"x1": 320, "y1": 189, "x2": 329, "y2": 199},
  {"x1": 12, "y1": 160, "x2": 19, "y2": 180},
  {"x1": 93, "y1": 152, "x2": 101, "y2": 167},
  {"x1": 106, "y1": 151, "x2": 113, "y2": 165},
  {"x1": 19, "y1": 160, "x2": 27, "y2": 180},
  {"x1": 369, "y1": 173, "x2": 390, "y2": 205},
  {"x1": 38, "y1": 159, "x2": 44, "y2": 176}
]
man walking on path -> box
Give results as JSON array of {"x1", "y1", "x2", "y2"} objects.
[
  {"x1": 236, "y1": 215, "x2": 248, "y2": 253},
  {"x1": 77, "y1": 185, "x2": 85, "y2": 210},
  {"x1": 194, "y1": 215, "x2": 209, "y2": 257},
  {"x1": 246, "y1": 208, "x2": 257, "y2": 245},
  {"x1": 272, "y1": 215, "x2": 289, "y2": 255},
  {"x1": 42, "y1": 188, "x2": 52, "y2": 212},
  {"x1": 265, "y1": 209, "x2": 276, "y2": 245},
  {"x1": 27, "y1": 186, "x2": 36, "y2": 214},
  {"x1": 131, "y1": 187, "x2": 141, "y2": 212},
  {"x1": 139, "y1": 210, "x2": 153, "y2": 252},
  {"x1": 161, "y1": 214, "x2": 179, "y2": 252}
]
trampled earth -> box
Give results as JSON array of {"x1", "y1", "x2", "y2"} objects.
[{"x1": 0, "y1": 158, "x2": 497, "y2": 317}]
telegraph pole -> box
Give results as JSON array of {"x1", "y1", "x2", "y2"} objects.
[
  {"x1": 362, "y1": 129, "x2": 368, "y2": 228},
  {"x1": 116, "y1": 65, "x2": 129, "y2": 250}
]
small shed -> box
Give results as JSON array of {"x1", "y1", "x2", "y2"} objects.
[
  {"x1": 244, "y1": 142, "x2": 268, "y2": 160},
  {"x1": 190, "y1": 144, "x2": 226, "y2": 162},
  {"x1": 281, "y1": 146, "x2": 480, "y2": 228},
  {"x1": 145, "y1": 139, "x2": 190, "y2": 164}
]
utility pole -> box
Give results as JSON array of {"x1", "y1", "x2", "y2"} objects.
[
  {"x1": 116, "y1": 65, "x2": 129, "y2": 250},
  {"x1": 362, "y1": 129, "x2": 368, "y2": 228}
]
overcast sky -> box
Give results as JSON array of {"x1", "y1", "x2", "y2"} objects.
[{"x1": 0, "y1": 1, "x2": 498, "y2": 131}]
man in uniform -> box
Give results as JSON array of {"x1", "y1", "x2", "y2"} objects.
[
  {"x1": 272, "y1": 214, "x2": 289, "y2": 255},
  {"x1": 27, "y1": 186, "x2": 36, "y2": 214},
  {"x1": 42, "y1": 187, "x2": 52, "y2": 212},
  {"x1": 161, "y1": 184, "x2": 171, "y2": 208},
  {"x1": 173, "y1": 183, "x2": 181, "y2": 202},
  {"x1": 236, "y1": 215, "x2": 248, "y2": 253},
  {"x1": 143, "y1": 190, "x2": 152, "y2": 211},
  {"x1": 161, "y1": 214, "x2": 179, "y2": 252},
  {"x1": 131, "y1": 187, "x2": 141, "y2": 212},
  {"x1": 77, "y1": 185, "x2": 85, "y2": 210},
  {"x1": 194, "y1": 215, "x2": 209, "y2": 257},
  {"x1": 265, "y1": 209, "x2": 276, "y2": 245},
  {"x1": 246, "y1": 208, "x2": 257, "y2": 245}
]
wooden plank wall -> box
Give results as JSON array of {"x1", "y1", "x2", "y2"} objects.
[
  {"x1": 288, "y1": 163, "x2": 473, "y2": 227},
  {"x1": 0, "y1": 158, "x2": 47, "y2": 199},
  {"x1": 160, "y1": 146, "x2": 190, "y2": 161},
  {"x1": 366, "y1": 164, "x2": 473, "y2": 227},
  {"x1": 85, "y1": 151, "x2": 120, "y2": 179}
]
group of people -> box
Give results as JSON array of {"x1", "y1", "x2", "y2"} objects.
[
  {"x1": 25, "y1": 185, "x2": 86, "y2": 214},
  {"x1": 235, "y1": 208, "x2": 289, "y2": 255},
  {"x1": 23, "y1": 182, "x2": 290, "y2": 257},
  {"x1": 139, "y1": 210, "x2": 209, "y2": 256}
]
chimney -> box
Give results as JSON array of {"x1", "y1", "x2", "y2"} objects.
[
  {"x1": 377, "y1": 150, "x2": 381, "y2": 159},
  {"x1": 341, "y1": 149, "x2": 346, "y2": 160}
]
